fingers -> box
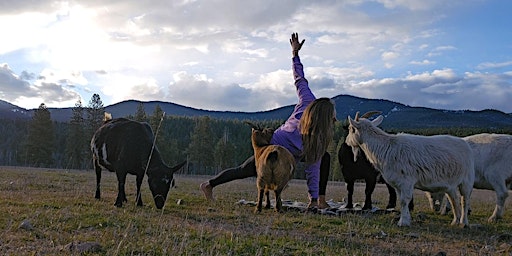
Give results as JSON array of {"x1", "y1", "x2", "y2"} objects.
[
  {"x1": 291, "y1": 33, "x2": 299, "y2": 42},
  {"x1": 290, "y1": 33, "x2": 304, "y2": 43}
]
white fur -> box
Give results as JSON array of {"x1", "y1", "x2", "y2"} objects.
[
  {"x1": 346, "y1": 115, "x2": 474, "y2": 227},
  {"x1": 101, "y1": 143, "x2": 110, "y2": 165},
  {"x1": 427, "y1": 133, "x2": 512, "y2": 222}
]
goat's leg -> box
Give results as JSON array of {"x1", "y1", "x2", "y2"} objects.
[
  {"x1": 489, "y1": 182, "x2": 508, "y2": 222},
  {"x1": 346, "y1": 180, "x2": 355, "y2": 209},
  {"x1": 94, "y1": 159, "x2": 102, "y2": 199},
  {"x1": 425, "y1": 192, "x2": 435, "y2": 211},
  {"x1": 445, "y1": 188, "x2": 462, "y2": 226},
  {"x1": 458, "y1": 182, "x2": 473, "y2": 227},
  {"x1": 135, "y1": 174, "x2": 144, "y2": 207},
  {"x1": 265, "y1": 190, "x2": 271, "y2": 209},
  {"x1": 384, "y1": 182, "x2": 397, "y2": 209},
  {"x1": 397, "y1": 186, "x2": 413, "y2": 227},
  {"x1": 115, "y1": 172, "x2": 128, "y2": 207},
  {"x1": 363, "y1": 176, "x2": 377, "y2": 210},
  {"x1": 429, "y1": 192, "x2": 447, "y2": 214},
  {"x1": 439, "y1": 194, "x2": 449, "y2": 215},
  {"x1": 274, "y1": 189, "x2": 283, "y2": 212},
  {"x1": 255, "y1": 188, "x2": 264, "y2": 213}
]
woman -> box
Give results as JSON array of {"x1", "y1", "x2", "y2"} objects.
[{"x1": 200, "y1": 33, "x2": 336, "y2": 209}]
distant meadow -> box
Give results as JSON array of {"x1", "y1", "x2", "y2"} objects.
[{"x1": 1, "y1": 167, "x2": 511, "y2": 255}]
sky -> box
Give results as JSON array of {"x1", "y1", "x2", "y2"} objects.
[{"x1": 1, "y1": 0, "x2": 511, "y2": 113}]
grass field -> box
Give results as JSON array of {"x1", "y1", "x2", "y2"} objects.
[{"x1": 1, "y1": 167, "x2": 511, "y2": 255}]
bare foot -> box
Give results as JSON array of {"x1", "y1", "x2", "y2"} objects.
[{"x1": 200, "y1": 181, "x2": 215, "y2": 201}]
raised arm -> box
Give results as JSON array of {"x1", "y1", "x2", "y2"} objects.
[
  {"x1": 290, "y1": 32, "x2": 305, "y2": 57},
  {"x1": 290, "y1": 33, "x2": 315, "y2": 116}
]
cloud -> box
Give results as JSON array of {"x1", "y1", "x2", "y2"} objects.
[
  {"x1": 427, "y1": 45, "x2": 457, "y2": 57},
  {"x1": 410, "y1": 59, "x2": 435, "y2": 65},
  {"x1": 476, "y1": 61, "x2": 512, "y2": 70},
  {"x1": 0, "y1": 64, "x2": 81, "y2": 108},
  {"x1": 381, "y1": 51, "x2": 399, "y2": 61},
  {"x1": 167, "y1": 71, "x2": 257, "y2": 111},
  {"x1": 345, "y1": 69, "x2": 512, "y2": 112},
  {"x1": 0, "y1": 64, "x2": 33, "y2": 99},
  {"x1": 1, "y1": 0, "x2": 511, "y2": 114}
]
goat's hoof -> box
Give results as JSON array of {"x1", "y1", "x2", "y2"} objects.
[{"x1": 487, "y1": 216, "x2": 499, "y2": 223}]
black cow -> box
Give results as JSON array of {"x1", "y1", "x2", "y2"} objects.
[{"x1": 91, "y1": 117, "x2": 186, "y2": 209}]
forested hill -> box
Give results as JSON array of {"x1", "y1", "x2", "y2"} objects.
[{"x1": 2, "y1": 94, "x2": 512, "y2": 130}]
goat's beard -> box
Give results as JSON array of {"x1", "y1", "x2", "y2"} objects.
[{"x1": 351, "y1": 146, "x2": 361, "y2": 162}]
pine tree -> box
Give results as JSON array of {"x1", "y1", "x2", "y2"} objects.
[
  {"x1": 214, "y1": 127, "x2": 236, "y2": 170},
  {"x1": 86, "y1": 94, "x2": 104, "y2": 139},
  {"x1": 24, "y1": 103, "x2": 55, "y2": 167},
  {"x1": 65, "y1": 99, "x2": 88, "y2": 169},
  {"x1": 187, "y1": 116, "x2": 215, "y2": 174},
  {"x1": 149, "y1": 104, "x2": 164, "y2": 133},
  {"x1": 134, "y1": 102, "x2": 147, "y2": 122}
]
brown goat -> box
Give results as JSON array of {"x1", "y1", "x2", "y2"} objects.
[{"x1": 248, "y1": 122, "x2": 295, "y2": 213}]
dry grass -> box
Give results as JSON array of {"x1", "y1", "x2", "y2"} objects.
[{"x1": 1, "y1": 167, "x2": 511, "y2": 255}]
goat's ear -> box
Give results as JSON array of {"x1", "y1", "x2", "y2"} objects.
[
  {"x1": 264, "y1": 127, "x2": 275, "y2": 134},
  {"x1": 347, "y1": 116, "x2": 357, "y2": 128},
  {"x1": 244, "y1": 121, "x2": 260, "y2": 130},
  {"x1": 169, "y1": 160, "x2": 187, "y2": 174},
  {"x1": 372, "y1": 115, "x2": 383, "y2": 126}
]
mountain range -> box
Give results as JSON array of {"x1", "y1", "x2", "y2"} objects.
[{"x1": 1, "y1": 94, "x2": 512, "y2": 130}]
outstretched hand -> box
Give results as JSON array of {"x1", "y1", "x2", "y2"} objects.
[{"x1": 290, "y1": 33, "x2": 305, "y2": 57}]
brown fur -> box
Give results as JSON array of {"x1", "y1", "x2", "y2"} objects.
[{"x1": 250, "y1": 127, "x2": 295, "y2": 213}]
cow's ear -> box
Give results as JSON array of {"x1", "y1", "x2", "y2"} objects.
[{"x1": 169, "y1": 160, "x2": 187, "y2": 174}]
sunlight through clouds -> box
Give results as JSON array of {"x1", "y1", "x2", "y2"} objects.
[{"x1": 0, "y1": 0, "x2": 511, "y2": 112}]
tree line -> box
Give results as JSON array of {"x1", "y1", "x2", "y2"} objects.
[{"x1": 1, "y1": 94, "x2": 511, "y2": 181}]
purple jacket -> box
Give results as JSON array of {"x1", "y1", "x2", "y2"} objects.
[{"x1": 270, "y1": 56, "x2": 321, "y2": 199}]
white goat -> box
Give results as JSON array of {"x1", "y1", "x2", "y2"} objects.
[
  {"x1": 248, "y1": 123, "x2": 295, "y2": 213},
  {"x1": 427, "y1": 133, "x2": 512, "y2": 222},
  {"x1": 346, "y1": 113, "x2": 475, "y2": 227}
]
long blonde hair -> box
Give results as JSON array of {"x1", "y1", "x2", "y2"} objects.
[{"x1": 300, "y1": 97, "x2": 335, "y2": 164}]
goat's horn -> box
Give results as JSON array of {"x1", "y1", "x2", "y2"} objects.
[
  {"x1": 354, "y1": 111, "x2": 360, "y2": 121},
  {"x1": 244, "y1": 121, "x2": 260, "y2": 130},
  {"x1": 360, "y1": 111, "x2": 382, "y2": 119}
]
